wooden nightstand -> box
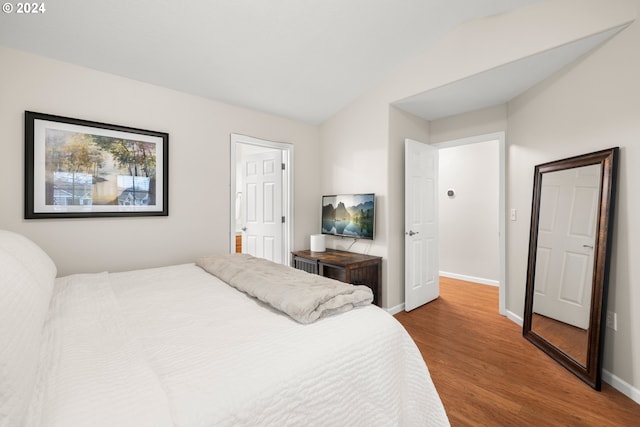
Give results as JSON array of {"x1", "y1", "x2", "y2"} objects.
[{"x1": 291, "y1": 248, "x2": 382, "y2": 307}]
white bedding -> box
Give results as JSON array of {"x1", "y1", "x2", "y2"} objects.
[{"x1": 23, "y1": 263, "x2": 449, "y2": 426}]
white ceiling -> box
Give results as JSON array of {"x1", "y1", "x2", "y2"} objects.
[
  {"x1": 393, "y1": 26, "x2": 627, "y2": 121},
  {"x1": 0, "y1": 0, "x2": 548, "y2": 124}
]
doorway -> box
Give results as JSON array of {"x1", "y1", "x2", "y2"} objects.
[
  {"x1": 229, "y1": 134, "x2": 294, "y2": 265},
  {"x1": 433, "y1": 132, "x2": 506, "y2": 315},
  {"x1": 404, "y1": 132, "x2": 504, "y2": 314}
]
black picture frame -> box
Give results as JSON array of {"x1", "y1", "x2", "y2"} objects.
[{"x1": 25, "y1": 111, "x2": 169, "y2": 219}]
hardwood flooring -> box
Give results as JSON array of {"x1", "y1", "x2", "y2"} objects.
[{"x1": 394, "y1": 277, "x2": 640, "y2": 427}]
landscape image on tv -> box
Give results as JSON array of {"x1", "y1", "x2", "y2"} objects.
[{"x1": 321, "y1": 194, "x2": 375, "y2": 239}]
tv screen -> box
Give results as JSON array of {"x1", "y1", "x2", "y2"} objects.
[{"x1": 321, "y1": 193, "x2": 375, "y2": 240}]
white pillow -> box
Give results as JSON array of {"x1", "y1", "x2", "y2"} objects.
[
  {"x1": 0, "y1": 230, "x2": 57, "y2": 426},
  {"x1": 0, "y1": 230, "x2": 56, "y2": 292}
]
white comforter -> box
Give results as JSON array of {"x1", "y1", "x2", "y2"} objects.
[{"x1": 26, "y1": 263, "x2": 449, "y2": 427}]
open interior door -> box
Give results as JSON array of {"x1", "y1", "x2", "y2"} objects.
[
  {"x1": 405, "y1": 139, "x2": 439, "y2": 311},
  {"x1": 242, "y1": 150, "x2": 283, "y2": 263}
]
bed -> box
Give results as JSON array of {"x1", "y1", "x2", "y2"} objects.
[{"x1": 0, "y1": 230, "x2": 449, "y2": 426}]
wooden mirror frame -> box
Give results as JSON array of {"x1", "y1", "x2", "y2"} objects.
[{"x1": 523, "y1": 147, "x2": 619, "y2": 390}]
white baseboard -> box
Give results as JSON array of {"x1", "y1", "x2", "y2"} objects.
[
  {"x1": 386, "y1": 303, "x2": 405, "y2": 315},
  {"x1": 440, "y1": 271, "x2": 499, "y2": 287},
  {"x1": 602, "y1": 370, "x2": 640, "y2": 405},
  {"x1": 506, "y1": 310, "x2": 523, "y2": 327}
]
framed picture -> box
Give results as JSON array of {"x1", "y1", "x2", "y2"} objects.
[{"x1": 25, "y1": 111, "x2": 169, "y2": 219}]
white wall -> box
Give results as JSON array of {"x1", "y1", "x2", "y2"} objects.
[
  {"x1": 507, "y1": 4, "x2": 640, "y2": 393},
  {"x1": 317, "y1": 90, "x2": 389, "y2": 304},
  {"x1": 387, "y1": 106, "x2": 430, "y2": 308},
  {"x1": 438, "y1": 141, "x2": 499, "y2": 284},
  {"x1": 0, "y1": 46, "x2": 320, "y2": 276},
  {"x1": 430, "y1": 105, "x2": 508, "y2": 145}
]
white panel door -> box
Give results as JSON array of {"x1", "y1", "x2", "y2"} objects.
[
  {"x1": 405, "y1": 139, "x2": 439, "y2": 311},
  {"x1": 533, "y1": 164, "x2": 600, "y2": 329},
  {"x1": 242, "y1": 151, "x2": 283, "y2": 263}
]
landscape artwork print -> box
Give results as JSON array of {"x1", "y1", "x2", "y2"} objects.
[
  {"x1": 321, "y1": 194, "x2": 375, "y2": 239},
  {"x1": 25, "y1": 112, "x2": 168, "y2": 218}
]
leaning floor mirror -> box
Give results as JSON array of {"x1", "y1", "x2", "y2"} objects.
[{"x1": 523, "y1": 147, "x2": 619, "y2": 390}]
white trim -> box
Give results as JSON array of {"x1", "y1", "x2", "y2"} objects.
[
  {"x1": 229, "y1": 134, "x2": 294, "y2": 265},
  {"x1": 506, "y1": 310, "x2": 523, "y2": 326},
  {"x1": 432, "y1": 132, "x2": 507, "y2": 316},
  {"x1": 386, "y1": 303, "x2": 405, "y2": 315},
  {"x1": 602, "y1": 370, "x2": 640, "y2": 405},
  {"x1": 440, "y1": 271, "x2": 499, "y2": 287}
]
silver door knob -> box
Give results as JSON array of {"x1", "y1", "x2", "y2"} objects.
[{"x1": 241, "y1": 227, "x2": 247, "y2": 231}]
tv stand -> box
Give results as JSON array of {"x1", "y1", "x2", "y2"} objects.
[{"x1": 291, "y1": 248, "x2": 382, "y2": 307}]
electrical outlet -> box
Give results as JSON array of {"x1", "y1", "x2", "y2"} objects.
[
  {"x1": 510, "y1": 209, "x2": 517, "y2": 221},
  {"x1": 606, "y1": 311, "x2": 618, "y2": 331}
]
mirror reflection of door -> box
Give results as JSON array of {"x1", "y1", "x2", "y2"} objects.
[{"x1": 531, "y1": 164, "x2": 601, "y2": 366}]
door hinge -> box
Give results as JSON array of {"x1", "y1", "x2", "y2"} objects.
[
  {"x1": 281, "y1": 163, "x2": 286, "y2": 170},
  {"x1": 282, "y1": 216, "x2": 285, "y2": 223}
]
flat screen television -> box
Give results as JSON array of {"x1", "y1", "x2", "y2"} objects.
[{"x1": 321, "y1": 193, "x2": 375, "y2": 240}]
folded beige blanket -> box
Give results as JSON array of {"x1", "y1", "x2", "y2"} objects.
[{"x1": 196, "y1": 254, "x2": 373, "y2": 324}]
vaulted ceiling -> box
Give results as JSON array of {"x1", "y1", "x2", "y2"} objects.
[
  {"x1": 393, "y1": 25, "x2": 627, "y2": 121},
  {"x1": 4, "y1": 1, "x2": 625, "y2": 125},
  {"x1": 0, "y1": 0, "x2": 548, "y2": 124}
]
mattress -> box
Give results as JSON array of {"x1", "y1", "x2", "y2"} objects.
[{"x1": 25, "y1": 263, "x2": 449, "y2": 426}]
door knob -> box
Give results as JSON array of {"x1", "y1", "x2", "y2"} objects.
[
  {"x1": 405, "y1": 230, "x2": 419, "y2": 236},
  {"x1": 241, "y1": 227, "x2": 247, "y2": 231}
]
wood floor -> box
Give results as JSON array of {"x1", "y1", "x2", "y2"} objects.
[{"x1": 394, "y1": 277, "x2": 640, "y2": 427}]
